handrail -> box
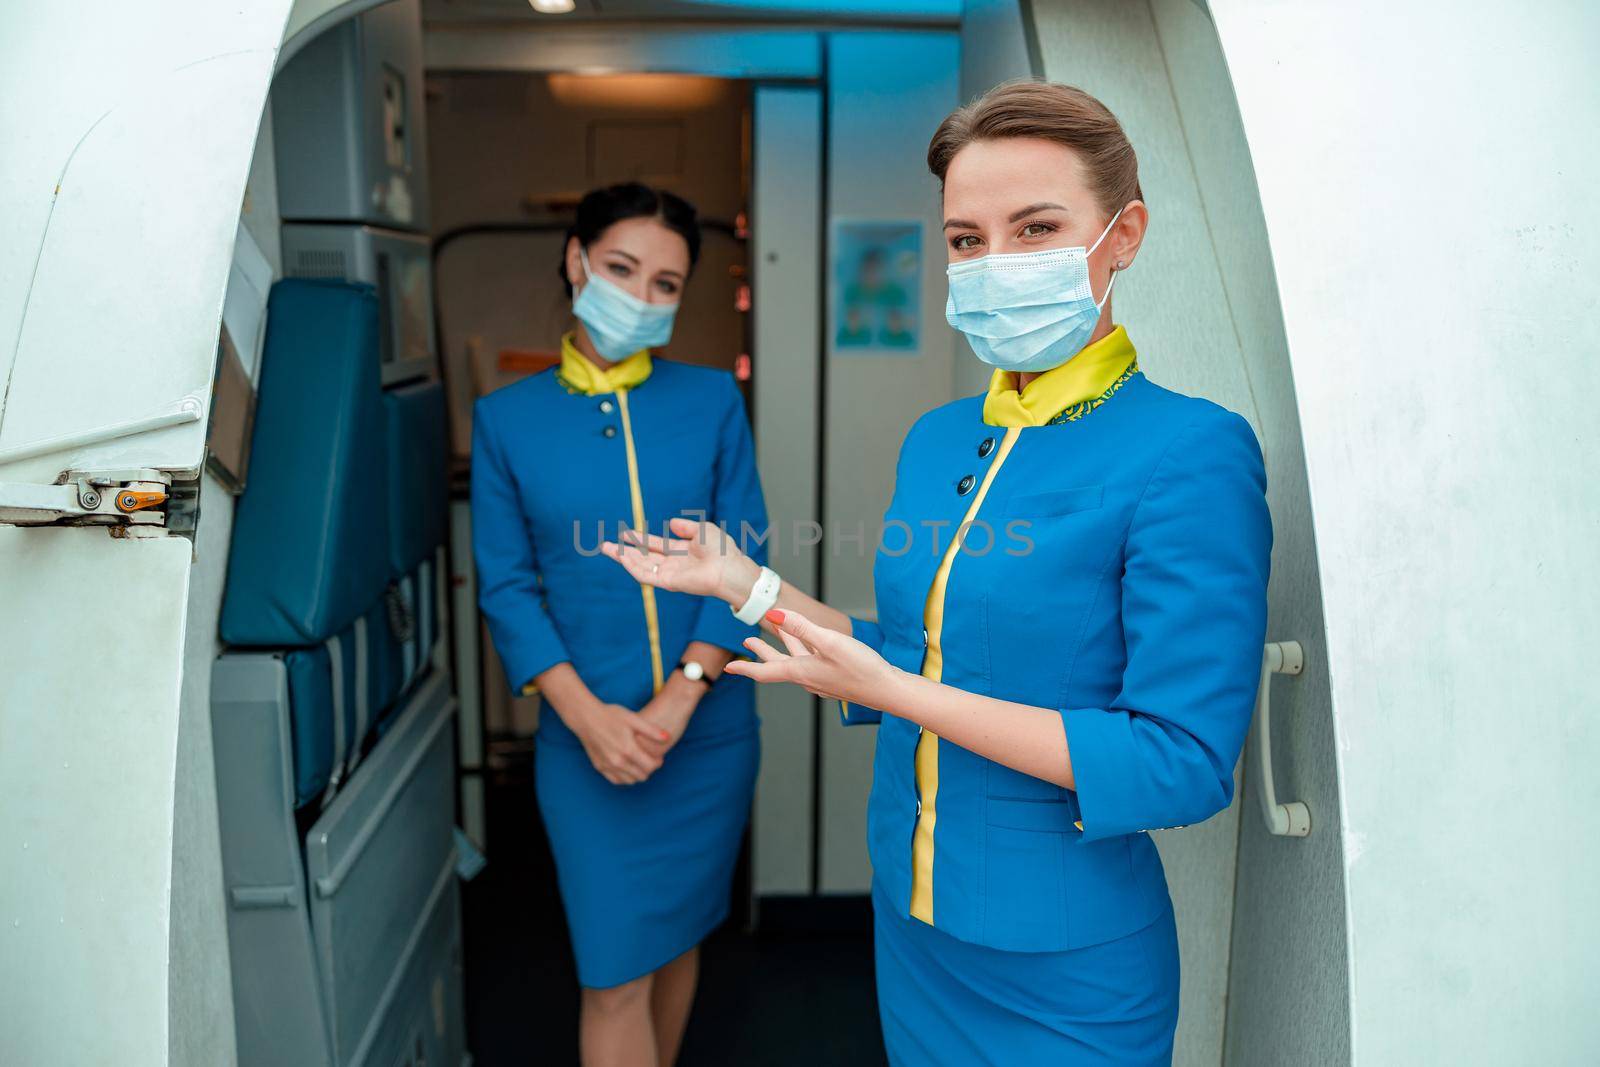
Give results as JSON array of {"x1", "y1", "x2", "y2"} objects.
[
  {"x1": 0, "y1": 393, "x2": 203, "y2": 465},
  {"x1": 1255, "y1": 640, "x2": 1311, "y2": 837}
]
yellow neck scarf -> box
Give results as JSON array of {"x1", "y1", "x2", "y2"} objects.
[
  {"x1": 981, "y1": 325, "x2": 1138, "y2": 428},
  {"x1": 557, "y1": 331, "x2": 653, "y2": 396}
]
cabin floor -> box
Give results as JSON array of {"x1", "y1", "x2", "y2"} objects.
[{"x1": 463, "y1": 768, "x2": 887, "y2": 1065}]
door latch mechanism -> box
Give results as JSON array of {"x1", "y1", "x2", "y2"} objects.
[{"x1": 0, "y1": 468, "x2": 173, "y2": 527}]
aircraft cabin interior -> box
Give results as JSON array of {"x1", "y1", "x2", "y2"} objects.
[{"x1": 5, "y1": 1, "x2": 1596, "y2": 1066}]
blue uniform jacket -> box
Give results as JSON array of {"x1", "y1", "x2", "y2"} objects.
[
  {"x1": 471, "y1": 359, "x2": 769, "y2": 746},
  {"x1": 849, "y1": 372, "x2": 1271, "y2": 952}
]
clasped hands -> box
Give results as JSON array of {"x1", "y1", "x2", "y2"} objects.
[{"x1": 566, "y1": 673, "x2": 700, "y2": 787}]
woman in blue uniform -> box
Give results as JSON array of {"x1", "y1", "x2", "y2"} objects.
[
  {"x1": 604, "y1": 82, "x2": 1271, "y2": 1065},
  {"x1": 471, "y1": 182, "x2": 767, "y2": 1066}
]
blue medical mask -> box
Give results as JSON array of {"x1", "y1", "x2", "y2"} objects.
[
  {"x1": 572, "y1": 247, "x2": 678, "y2": 362},
  {"x1": 945, "y1": 206, "x2": 1125, "y2": 373}
]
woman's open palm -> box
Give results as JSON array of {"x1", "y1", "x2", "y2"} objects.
[{"x1": 602, "y1": 515, "x2": 745, "y2": 598}]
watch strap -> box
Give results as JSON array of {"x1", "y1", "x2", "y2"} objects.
[
  {"x1": 732, "y1": 566, "x2": 782, "y2": 625},
  {"x1": 677, "y1": 657, "x2": 719, "y2": 685}
]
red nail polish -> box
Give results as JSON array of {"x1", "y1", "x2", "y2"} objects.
[{"x1": 765, "y1": 609, "x2": 785, "y2": 625}]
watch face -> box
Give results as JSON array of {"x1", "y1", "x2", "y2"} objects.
[{"x1": 683, "y1": 661, "x2": 705, "y2": 682}]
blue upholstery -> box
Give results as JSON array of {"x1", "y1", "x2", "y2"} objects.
[
  {"x1": 378, "y1": 380, "x2": 449, "y2": 718},
  {"x1": 281, "y1": 646, "x2": 335, "y2": 807},
  {"x1": 383, "y1": 381, "x2": 450, "y2": 578},
  {"x1": 281, "y1": 602, "x2": 401, "y2": 808},
  {"x1": 372, "y1": 552, "x2": 441, "y2": 741},
  {"x1": 220, "y1": 279, "x2": 391, "y2": 648},
  {"x1": 220, "y1": 278, "x2": 413, "y2": 808}
]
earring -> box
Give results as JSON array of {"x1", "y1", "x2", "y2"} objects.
[{"x1": 1115, "y1": 259, "x2": 1126, "y2": 270}]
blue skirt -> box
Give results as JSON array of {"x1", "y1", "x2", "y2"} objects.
[
  {"x1": 873, "y1": 881, "x2": 1179, "y2": 1066},
  {"x1": 535, "y1": 727, "x2": 759, "y2": 989}
]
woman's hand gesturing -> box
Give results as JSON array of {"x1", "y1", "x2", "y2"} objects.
[
  {"x1": 602, "y1": 516, "x2": 759, "y2": 605},
  {"x1": 728, "y1": 609, "x2": 904, "y2": 709}
]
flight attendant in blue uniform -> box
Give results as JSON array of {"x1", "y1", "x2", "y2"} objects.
[
  {"x1": 471, "y1": 183, "x2": 767, "y2": 1067},
  {"x1": 604, "y1": 82, "x2": 1272, "y2": 1065}
]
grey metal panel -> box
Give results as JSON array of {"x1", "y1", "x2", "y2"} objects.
[
  {"x1": 341, "y1": 869, "x2": 467, "y2": 1067},
  {"x1": 211, "y1": 653, "x2": 336, "y2": 1067},
  {"x1": 273, "y1": 0, "x2": 430, "y2": 232},
  {"x1": 279, "y1": 2, "x2": 394, "y2": 71},
  {"x1": 170, "y1": 470, "x2": 245, "y2": 1067},
  {"x1": 958, "y1": 0, "x2": 1038, "y2": 99},
  {"x1": 751, "y1": 84, "x2": 824, "y2": 897},
  {"x1": 281, "y1": 223, "x2": 437, "y2": 388},
  {"x1": 303, "y1": 670, "x2": 460, "y2": 1067},
  {"x1": 448, "y1": 503, "x2": 488, "y2": 848}
]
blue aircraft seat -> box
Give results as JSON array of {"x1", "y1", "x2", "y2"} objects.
[
  {"x1": 381, "y1": 380, "x2": 450, "y2": 709},
  {"x1": 279, "y1": 602, "x2": 396, "y2": 806},
  {"x1": 220, "y1": 278, "x2": 400, "y2": 806},
  {"x1": 211, "y1": 274, "x2": 466, "y2": 1067}
]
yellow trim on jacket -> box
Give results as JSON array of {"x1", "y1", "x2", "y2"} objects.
[
  {"x1": 909, "y1": 426, "x2": 1021, "y2": 924},
  {"x1": 615, "y1": 388, "x2": 665, "y2": 693},
  {"x1": 558, "y1": 331, "x2": 664, "y2": 694},
  {"x1": 910, "y1": 325, "x2": 1139, "y2": 923}
]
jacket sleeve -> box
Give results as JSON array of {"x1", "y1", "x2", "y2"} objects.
[
  {"x1": 1061, "y1": 409, "x2": 1272, "y2": 842},
  {"x1": 689, "y1": 375, "x2": 771, "y2": 655},
  {"x1": 839, "y1": 615, "x2": 886, "y2": 725},
  {"x1": 471, "y1": 398, "x2": 571, "y2": 693}
]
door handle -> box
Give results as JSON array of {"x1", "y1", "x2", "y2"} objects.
[{"x1": 1255, "y1": 640, "x2": 1311, "y2": 837}]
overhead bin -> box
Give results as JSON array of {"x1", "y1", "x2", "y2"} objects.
[{"x1": 272, "y1": 0, "x2": 430, "y2": 233}]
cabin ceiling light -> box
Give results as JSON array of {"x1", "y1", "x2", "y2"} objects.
[
  {"x1": 547, "y1": 73, "x2": 725, "y2": 110},
  {"x1": 528, "y1": 0, "x2": 575, "y2": 12}
]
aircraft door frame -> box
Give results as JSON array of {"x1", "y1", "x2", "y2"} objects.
[{"x1": 0, "y1": 3, "x2": 409, "y2": 1062}]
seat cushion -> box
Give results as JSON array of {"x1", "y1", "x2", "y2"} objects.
[
  {"x1": 221, "y1": 279, "x2": 391, "y2": 647},
  {"x1": 283, "y1": 602, "x2": 401, "y2": 808},
  {"x1": 376, "y1": 550, "x2": 442, "y2": 738},
  {"x1": 383, "y1": 380, "x2": 450, "y2": 579}
]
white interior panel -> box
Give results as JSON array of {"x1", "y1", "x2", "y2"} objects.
[
  {"x1": 0, "y1": 528, "x2": 194, "y2": 1065},
  {"x1": 0, "y1": 2, "x2": 292, "y2": 482},
  {"x1": 1210, "y1": 1, "x2": 1600, "y2": 1061},
  {"x1": 752, "y1": 85, "x2": 826, "y2": 896}
]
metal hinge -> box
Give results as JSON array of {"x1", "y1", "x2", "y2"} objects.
[{"x1": 0, "y1": 468, "x2": 179, "y2": 529}]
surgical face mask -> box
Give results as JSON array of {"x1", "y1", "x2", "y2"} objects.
[
  {"x1": 945, "y1": 206, "x2": 1124, "y2": 373},
  {"x1": 572, "y1": 246, "x2": 678, "y2": 362}
]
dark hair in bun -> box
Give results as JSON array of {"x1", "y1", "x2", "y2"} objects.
[{"x1": 559, "y1": 182, "x2": 702, "y2": 298}]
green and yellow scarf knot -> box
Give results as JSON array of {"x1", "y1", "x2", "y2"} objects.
[
  {"x1": 981, "y1": 324, "x2": 1139, "y2": 429},
  {"x1": 554, "y1": 331, "x2": 653, "y2": 396}
]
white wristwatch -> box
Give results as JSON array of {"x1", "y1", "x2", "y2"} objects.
[{"x1": 732, "y1": 565, "x2": 782, "y2": 624}]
